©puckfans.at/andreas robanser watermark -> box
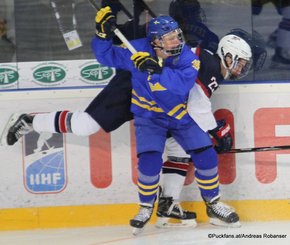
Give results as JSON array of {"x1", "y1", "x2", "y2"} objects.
[{"x1": 208, "y1": 233, "x2": 287, "y2": 239}]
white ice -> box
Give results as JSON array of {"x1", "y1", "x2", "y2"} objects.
[{"x1": 0, "y1": 221, "x2": 290, "y2": 245}]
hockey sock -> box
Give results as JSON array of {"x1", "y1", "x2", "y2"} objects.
[
  {"x1": 195, "y1": 169, "x2": 219, "y2": 201},
  {"x1": 137, "y1": 151, "x2": 163, "y2": 205},
  {"x1": 33, "y1": 112, "x2": 59, "y2": 133},
  {"x1": 161, "y1": 160, "x2": 189, "y2": 200},
  {"x1": 189, "y1": 146, "x2": 218, "y2": 172},
  {"x1": 33, "y1": 111, "x2": 101, "y2": 136},
  {"x1": 189, "y1": 147, "x2": 219, "y2": 200}
]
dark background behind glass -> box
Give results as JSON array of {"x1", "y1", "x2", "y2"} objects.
[{"x1": 0, "y1": 0, "x2": 289, "y2": 82}]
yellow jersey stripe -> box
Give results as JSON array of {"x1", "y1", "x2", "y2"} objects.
[
  {"x1": 131, "y1": 98, "x2": 164, "y2": 112},
  {"x1": 132, "y1": 89, "x2": 157, "y2": 106},
  {"x1": 175, "y1": 109, "x2": 188, "y2": 119},
  {"x1": 167, "y1": 104, "x2": 186, "y2": 116}
]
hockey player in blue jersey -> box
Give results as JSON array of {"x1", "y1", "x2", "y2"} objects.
[{"x1": 91, "y1": 10, "x2": 206, "y2": 234}]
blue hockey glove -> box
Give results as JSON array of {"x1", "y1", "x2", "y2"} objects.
[
  {"x1": 208, "y1": 119, "x2": 233, "y2": 153},
  {"x1": 131, "y1": 52, "x2": 162, "y2": 74},
  {"x1": 95, "y1": 6, "x2": 116, "y2": 40}
]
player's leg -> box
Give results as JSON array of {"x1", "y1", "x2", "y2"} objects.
[
  {"x1": 84, "y1": 70, "x2": 133, "y2": 132},
  {"x1": 190, "y1": 146, "x2": 240, "y2": 227},
  {"x1": 129, "y1": 116, "x2": 167, "y2": 235},
  {"x1": 1, "y1": 110, "x2": 101, "y2": 146},
  {"x1": 174, "y1": 123, "x2": 240, "y2": 227},
  {"x1": 1, "y1": 70, "x2": 133, "y2": 146},
  {"x1": 156, "y1": 137, "x2": 197, "y2": 228},
  {"x1": 130, "y1": 151, "x2": 162, "y2": 235}
]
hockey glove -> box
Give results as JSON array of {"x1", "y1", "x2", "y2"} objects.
[
  {"x1": 95, "y1": 6, "x2": 116, "y2": 40},
  {"x1": 208, "y1": 119, "x2": 233, "y2": 153},
  {"x1": 131, "y1": 52, "x2": 162, "y2": 74}
]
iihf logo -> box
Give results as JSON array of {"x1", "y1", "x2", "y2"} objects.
[{"x1": 22, "y1": 130, "x2": 67, "y2": 194}]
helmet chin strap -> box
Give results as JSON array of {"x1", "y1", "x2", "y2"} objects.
[
  {"x1": 224, "y1": 66, "x2": 238, "y2": 80},
  {"x1": 221, "y1": 58, "x2": 231, "y2": 79},
  {"x1": 223, "y1": 70, "x2": 230, "y2": 80}
]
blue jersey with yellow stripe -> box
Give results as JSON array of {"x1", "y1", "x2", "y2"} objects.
[{"x1": 91, "y1": 37, "x2": 199, "y2": 124}]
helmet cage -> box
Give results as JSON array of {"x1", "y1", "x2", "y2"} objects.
[
  {"x1": 221, "y1": 49, "x2": 253, "y2": 80},
  {"x1": 156, "y1": 28, "x2": 185, "y2": 56}
]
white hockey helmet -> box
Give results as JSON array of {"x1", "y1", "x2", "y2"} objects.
[{"x1": 217, "y1": 34, "x2": 252, "y2": 79}]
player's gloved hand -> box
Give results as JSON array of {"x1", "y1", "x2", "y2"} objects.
[
  {"x1": 95, "y1": 6, "x2": 116, "y2": 40},
  {"x1": 131, "y1": 52, "x2": 162, "y2": 74},
  {"x1": 208, "y1": 119, "x2": 233, "y2": 153}
]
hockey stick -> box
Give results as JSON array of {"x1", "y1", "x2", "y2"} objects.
[
  {"x1": 88, "y1": 0, "x2": 137, "y2": 54},
  {"x1": 220, "y1": 145, "x2": 290, "y2": 154}
]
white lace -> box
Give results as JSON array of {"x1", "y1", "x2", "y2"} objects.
[
  {"x1": 14, "y1": 119, "x2": 33, "y2": 140},
  {"x1": 167, "y1": 202, "x2": 184, "y2": 216},
  {"x1": 134, "y1": 206, "x2": 153, "y2": 222},
  {"x1": 211, "y1": 202, "x2": 234, "y2": 218}
]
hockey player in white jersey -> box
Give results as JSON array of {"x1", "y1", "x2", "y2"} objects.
[
  {"x1": 156, "y1": 29, "x2": 266, "y2": 228},
  {"x1": 155, "y1": 37, "x2": 241, "y2": 228}
]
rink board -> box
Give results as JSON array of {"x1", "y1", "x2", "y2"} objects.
[
  {"x1": 0, "y1": 200, "x2": 290, "y2": 231},
  {"x1": 1, "y1": 83, "x2": 290, "y2": 230}
]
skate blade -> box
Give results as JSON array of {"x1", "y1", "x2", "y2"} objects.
[
  {"x1": 132, "y1": 227, "x2": 145, "y2": 236},
  {"x1": 0, "y1": 113, "x2": 21, "y2": 146},
  {"x1": 209, "y1": 218, "x2": 241, "y2": 228},
  {"x1": 155, "y1": 217, "x2": 197, "y2": 228}
]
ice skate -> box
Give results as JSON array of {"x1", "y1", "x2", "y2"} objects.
[
  {"x1": 156, "y1": 196, "x2": 197, "y2": 228},
  {"x1": 0, "y1": 113, "x2": 34, "y2": 146},
  {"x1": 130, "y1": 203, "x2": 153, "y2": 235},
  {"x1": 204, "y1": 195, "x2": 241, "y2": 228}
]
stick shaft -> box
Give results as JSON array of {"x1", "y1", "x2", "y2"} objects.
[
  {"x1": 221, "y1": 145, "x2": 290, "y2": 154},
  {"x1": 113, "y1": 29, "x2": 137, "y2": 53}
]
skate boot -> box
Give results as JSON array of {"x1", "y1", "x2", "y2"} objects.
[
  {"x1": 204, "y1": 195, "x2": 241, "y2": 228},
  {"x1": 0, "y1": 113, "x2": 34, "y2": 146},
  {"x1": 156, "y1": 196, "x2": 197, "y2": 228},
  {"x1": 130, "y1": 203, "x2": 153, "y2": 235}
]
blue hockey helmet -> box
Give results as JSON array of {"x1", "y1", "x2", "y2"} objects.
[{"x1": 148, "y1": 15, "x2": 184, "y2": 56}]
